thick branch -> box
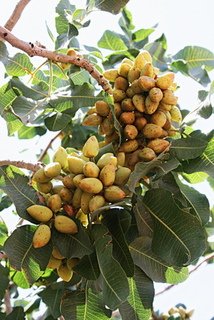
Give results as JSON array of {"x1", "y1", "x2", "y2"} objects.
[
  {"x1": 0, "y1": 26, "x2": 112, "y2": 92},
  {"x1": 0, "y1": 160, "x2": 42, "y2": 172},
  {"x1": 4, "y1": 0, "x2": 31, "y2": 31}
]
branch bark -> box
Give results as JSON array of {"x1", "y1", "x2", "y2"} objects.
[
  {"x1": 0, "y1": 160, "x2": 42, "y2": 172},
  {"x1": 0, "y1": 26, "x2": 112, "y2": 93},
  {"x1": 4, "y1": 0, "x2": 31, "y2": 32}
]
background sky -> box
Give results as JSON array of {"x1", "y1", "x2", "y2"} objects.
[{"x1": 0, "y1": 1, "x2": 214, "y2": 319}]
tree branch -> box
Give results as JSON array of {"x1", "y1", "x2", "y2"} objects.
[
  {"x1": 155, "y1": 253, "x2": 214, "y2": 296},
  {"x1": 4, "y1": 0, "x2": 31, "y2": 31},
  {"x1": 38, "y1": 131, "x2": 62, "y2": 162},
  {"x1": 0, "y1": 160, "x2": 42, "y2": 171},
  {"x1": 0, "y1": 26, "x2": 112, "y2": 93},
  {"x1": 4, "y1": 289, "x2": 12, "y2": 315}
]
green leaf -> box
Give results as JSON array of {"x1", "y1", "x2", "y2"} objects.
[
  {"x1": 129, "y1": 236, "x2": 189, "y2": 283},
  {"x1": 73, "y1": 251, "x2": 100, "y2": 280},
  {"x1": 39, "y1": 284, "x2": 64, "y2": 318},
  {"x1": 70, "y1": 69, "x2": 90, "y2": 85},
  {"x1": 98, "y1": 30, "x2": 128, "y2": 51},
  {"x1": 132, "y1": 28, "x2": 155, "y2": 42},
  {"x1": 173, "y1": 46, "x2": 214, "y2": 70},
  {"x1": 9, "y1": 77, "x2": 47, "y2": 100},
  {"x1": 56, "y1": 0, "x2": 75, "y2": 15},
  {"x1": 18, "y1": 125, "x2": 46, "y2": 139},
  {"x1": 0, "y1": 221, "x2": 8, "y2": 246},
  {"x1": 198, "y1": 101, "x2": 213, "y2": 119},
  {"x1": 0, "y1": 265, "x2": 9, "y2": 300},
  {"x1": 4, "y1": 225, "x2": 52, "y2": 285},
  {"x1": 94, "y1": 0, "x2": 129, "y2": 14},
  {"x1": 127, "y1": 154, "x2": 173, "y2": 193},
  {"x1": 170, "y1": 136, "x2": 208, "y2": 160},
  {"x1": 11, "y1": 96, "x2": 40, "y2": 123},
  {"x1": 172, "y1": 46, "x2": 214, "y2": 85},
  {"x1": 55, "y1": 14, "x2": 68, "y2": 34},
  {"x1": 0, "y1": 166, "x2": 39, "y2": 223},
  {"x1": 144, "y1": 41, "x2": 168, "y2": 71},
  {"x1": 174, "y1": 174, "x2": 210, "y2": 226},
  {"x1": 5, "y1": 307, "x2": 25, "y2": 320},
  {"x1": 52, "y1": 221, "x2": 93, "y2": 259},
  {"x1": 0, "y1": 87, "x2": 17, "y2": 115},
  {"x1": 0, "y1": 41, "x2": 9, "y2": 63},
  {"x1": 102, "y1": 208, "x2": 134, "y2": 277},
  {"x1": 182, "y1": 172, "x2": 208, "y2": 184},
  {"x1": 142, "y1": 189, "x2": 207, "y2": 266},
  {"x1": 92, "y1": 224, "x2": 129, "y2": 310},
  {"x1": 45, "y1": 112, "x2": 71, "y2": 131},
  {"x1": 5, "y1": 53, "x2": 34, "y2": 76},
  {"x1": 119, "y1": 266, "x2": 153, "y2": 320},
  {"x1": 11, "y1": 270, "x2": 30, "y2": 289},
  {"x1": 182, "y1": 135, "x2": 214, "y2": 178},
  {"x1": 61, "y1": 286, "x2": 110, "y2": 320}
]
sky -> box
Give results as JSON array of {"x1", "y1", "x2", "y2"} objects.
[{"x1": 0, "y1": 1, "x2": 214, "y2": 319}]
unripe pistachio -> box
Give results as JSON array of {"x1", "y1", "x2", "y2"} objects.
[
  {"x1": 89, "y1": 195, "x2": 106, "y2": 212},
  {"x1": 54, "y1": 215, "x2": 78, "y2": 234},
  {"x1": 150, "y1": 110, "x2": 167, "y2": 127},
  {"x1": 82, "y1": 135, "x2": 99, "y2": 158},
  {"x1": 53, "y1": 146, "x2": 68, "y2": 170},
  {"x1": 32, "y1": 224, "x2": 51, "y2": 248},
  {"x1": 59, "y1": 187, "x2": 73, "y2": 203},
  {"x1": 27, "y1": 205, "x2": 53, "y2": 222},
  {"x1": 72, "y1": 187, "x2": 83, "y2": 209},
  {"x1": 79, "y1": 178, "x2": 103, "y2": 194},
  {"x1": 47, "y1": 255, "x2": 61, "y2": 269},
  {"x1": 103, "y1": 69, "x2": 118, "y2": 82},
  {"x1": 170, "y1": 105, "x2": 182, "y2": 123},
  {"x1": 82, "y1": 113, "x2": 102, "y2": 126},
  {"x1": 149, "y1": 87, "x2": 163, "y2": 102},
  {"x1": 95, "y1": 100, "x2": 110, "y2": 117},
  {"x1": 57, "y1": 263, "x2": 73, "y2": 282},
  {"x1": 119, "y1": 139, "x2": 139, "y2": 153},
  {"x1": 156, "y1": 72, "x2": 175, "y2": 90},
  {"x1": 44, "y1": 162, "x2": 61, "y2": 178},
  {"x1": 32, "y1": 168, "x2": 51, "y2": 183},
  {"x1": 80, "y1": 192, "x2": 93, "y2": 214},
  {"x1": 36, "y1": 181, "x2": 53, "y2": 194},
  {"x1": 114, "y1": 167, "x2": 131, "y2": 186},
  {"x1": 99, "y1": 163, "x2": 116, "y2": 187},
  {"x1": 97, "y1": 153, "x2": 117, "y2": 169},
  {"x1": 119, "y1": 112, "x2": 135, "y2": 125},
  {"x1": 138, "y1": 147, "x2": 156, "y2": 162},
  {"x1": 114, "y1": 76, "x2": 129, "y2": 91},
  {"x1": 138, "y1": 76, "x2": 155, "y2": 91},
  {"x1": 67, "y1": 156, "x2": 86, "y2": 174},
  {"x1": 52, "y1": 247, "x2": 65, "y2": 259},
  {"x1": 132, "y1": 94, "x2": 145, "y2": 112},
  {"x1": 47, "y1": 194, "x2": 62, "y2": 212},
  {"x1": 123, "y1": 124, "x2": 138, "y2": 140},
  {"x1": 145, "y1": 96, "x2": 159, "y2": 114},
  {"x1": 104, "y1": 186, "x2": 126, "y2": 202},
  {"x1": 143, "y1": 124, "x2": 163, "y2": 139}
]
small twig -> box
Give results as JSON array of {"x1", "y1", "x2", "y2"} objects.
[
  {"x1": 4, "y1": 289, "x2": 12, "y2": 315},
  {"x1": 0, "y1": 160, "x2": 42, "y2": 172},
  {"x1": 155, "y1": 253, "x2": 214, "y2": 296},
  {"x1": 38, "y1": 131, "x2": 62, "y2": 162},
  {"x1": 0, "y1": 26, "x2": 112, "y2": 93},
  {"x1": 4, "y1": 0, "x2": 31, "y2": 32}
]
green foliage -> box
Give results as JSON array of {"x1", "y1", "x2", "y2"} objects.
[{"x1": 0, "y1": 0, "x2": 213, "y2": 319}]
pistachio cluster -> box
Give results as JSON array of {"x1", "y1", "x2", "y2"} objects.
[
  {"x1": 83, "y1": 50, "x2": 182, "y2": 169},
  {"x1": 26, "y1": 135, "x2": 131, "y2": 281}
]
